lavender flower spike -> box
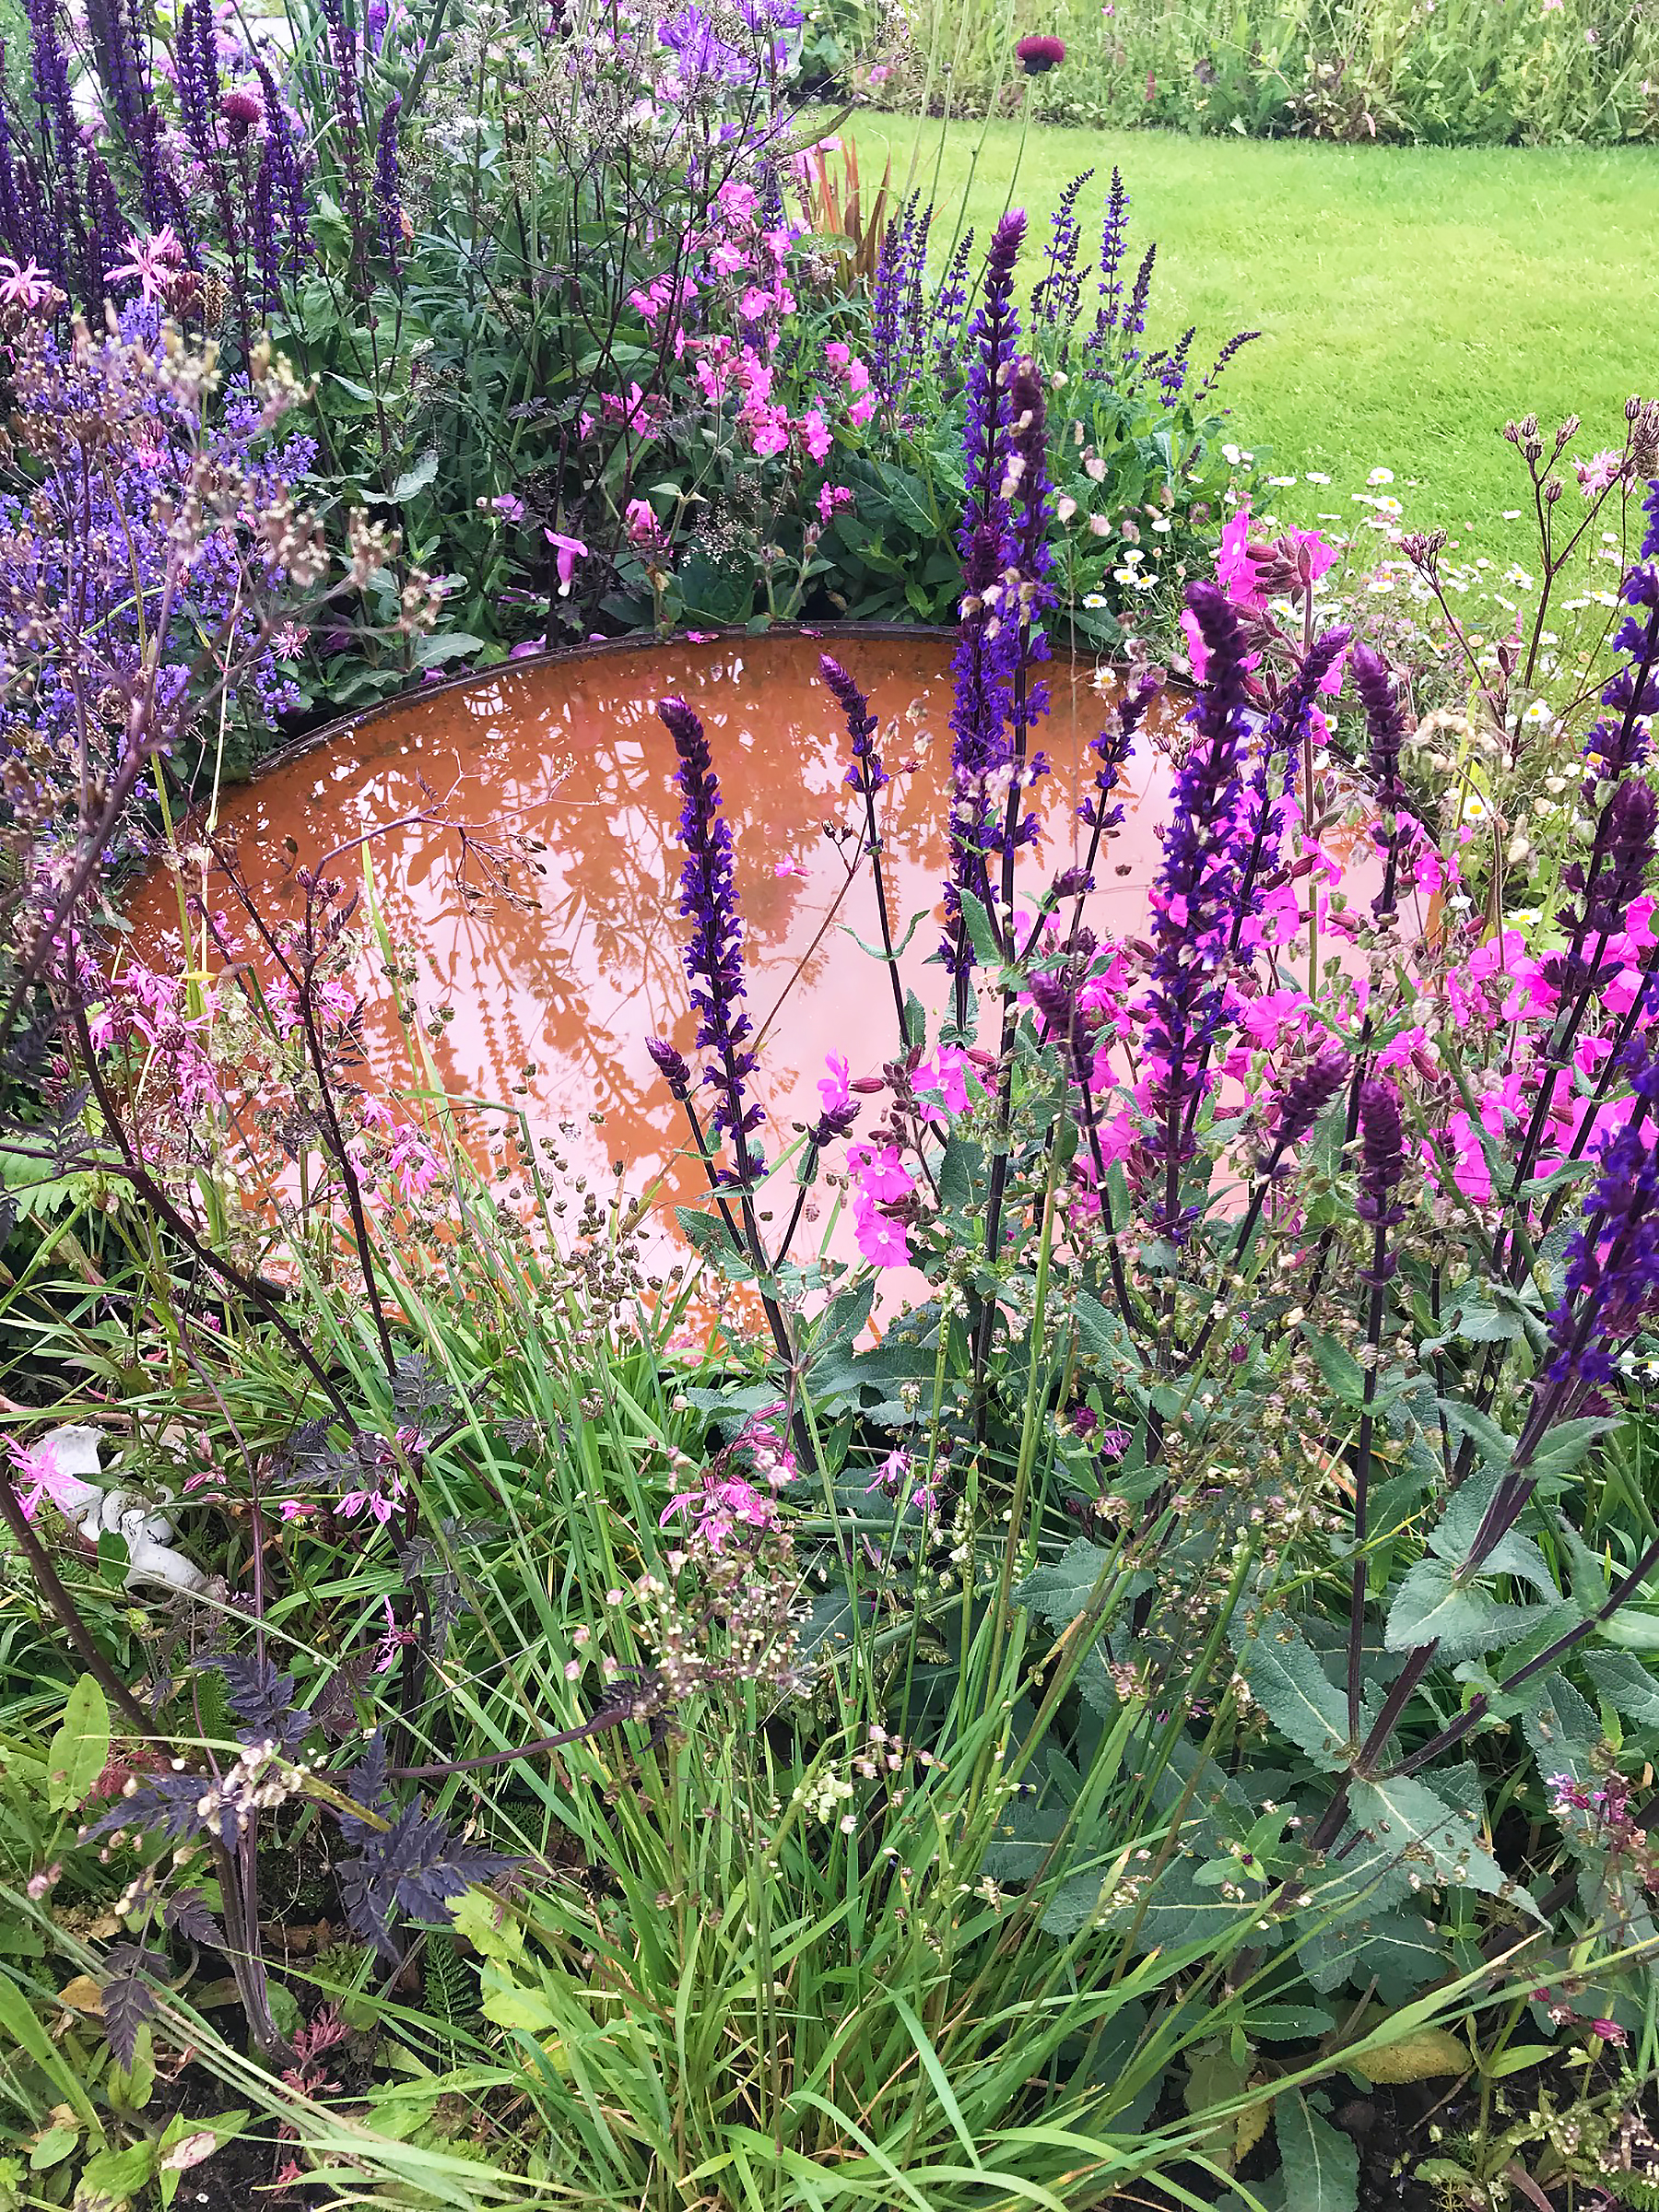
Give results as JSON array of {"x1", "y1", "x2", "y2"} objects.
[
  {"x1": 659, "y1": 697, "x2": 763, "y2": 1178},
  {"x1": 1355, "y1": 1077, "x2": 1406, "y2": 1229}
]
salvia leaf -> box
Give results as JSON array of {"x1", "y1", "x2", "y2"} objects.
[
  {"x1": 1582, "y1": 1649, "x2": 1659, "y2": 1727},
  {"x1": 1235, "y1": 1620, "x2": 1350, "y2": 1770},
  {"x1": 1347, "y1": 1776, "x2": 1534, "y2": 1912},
  {"x1": 1383, "y1": 1559, "x2": 1553, "y2": 1663},
  {"x1": 1276, "y1": 2090, "x2": 1359, "y2": 2212}
]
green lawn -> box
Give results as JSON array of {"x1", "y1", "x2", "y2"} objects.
[{"x1": 837, "y1": 115, "x2": 1659, "y2": 551}]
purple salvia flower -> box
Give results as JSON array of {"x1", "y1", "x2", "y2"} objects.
[
  {"x1": 930, "y1": 225, "x2": 975, "y2": 386},
  {"x1": 1159, "y1": 324, "x2": 1194, "y2": 405},
  {"x1": 365, "y1": 0, "x2": 389, "y2": 52},
  {"x1": 1031, "y1": 167, "x2": 1092, "y2": 335},
  {"x1": 819, "y1": 653, "x2": 886, "y2": 796},
  {"x1": 646, "y1": 1037, "x2": 692, "y2": 1098},
  {"x1": 1351, "y1": 644, "x2": 1410, "y2": 816},
  {"x1": 24, "y1": 0, "x2": 85, "y2": 292},
  {"x1": 253, "y1": 57, "x2": 311, "y2": 277},
  {"x1": 1266, "y1": 1049, "x2": 1347, "y2": 1164},
  {"x1": 1088, "y1": 165, "x2": 1128, "y2": 349},
  {"x1": 1140, "y1": 580, "x2": 1254, "y2": 1238},
  {"x1": 1196, "y1": 326, "x2": 1261, "y2": 400},
  {"x1": 896, "y1": 199, "x2": 932, "y2": 398},
  {"x1": 959, "y1": 209, "x2": 1025, "y2": 543},
  {"x1": 659, "y1": 696, "x2": 763, "y2": 1175},
  {"x1": 1119, "y1": 243, "x2": 1155, "y2": 375},
  {"x1": 373, "y1": 92, "x2": 402, "y2": 269},
  {"x1": 1002, "y1": 353, "x2": 1054, "y2": 839},
  {"x1": 1355, "y1": 1077, "x2": 1406, "y2": 1228},
  {"x1": 869, "y1": 196, "x2": 913, "y2": 406},
  {"x1": 1546, "y1": 1103, "x2": 1659, "y2": 1390}
]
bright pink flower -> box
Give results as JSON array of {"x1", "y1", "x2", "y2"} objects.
[
  {"x1": 337, "y1": 1475, "x2": 406, "y2": 1526},
  {"x1": 625, "y1": 497, "x2": 665, "y2": 549},
  {"x1": 849, "y1": 1141, "x2": 914, "y2": 1203},
  {"x1": 544, "y1": 531, "x2": 587, "y2": 594},
  {"x1": 0, "y1": 256, "x2": 53, "y2": 309},
  {"x1": 912, "y1": 1046, "x2": 981, "y2": 1115},
  {"x1": 817, "y1": 484, "x2": 853, "y2": 524},
  {"x1": 853, "y1": 1197, "x2": 910, "y2": 1268},
  {"x1": 818, "y1": 1053, "x2": 852, "y2": 1114},
  {"x1": 108, "y1": 227, "x2": 183, "y2": 305},
  {"x1": 798, "y1": 408, "x2": 832, "y2": 463}
]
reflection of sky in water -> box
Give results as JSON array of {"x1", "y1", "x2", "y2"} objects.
[{"x1": 130, "y1": 633, "x2": 1362, "y2": 1263}]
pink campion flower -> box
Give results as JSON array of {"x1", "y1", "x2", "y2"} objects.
[
  {"x1": 85, "y1": 1002, "x2": 119, "y2": 1051},
  {"x1": 853, "y1": 1197, "x2": 911, "y2": 1268},
  {"x1": 746, "y1": 405, "x2": 791, "y2": 458},
  {"x1": 0, "y1": 255, "x2": 53, "y2": 310},
  {"x1": 798, "y1": 408, "x2": 833, "y2": 464},
  {"x1": 817, "y1": 484, "x2": 853, "y2": 524},
  {"x1": 824, "y1": 341, "x2": 852, "y2": 374},
  {"x1": 315, "y1": 977, "x2": 358, "y2": 1026},
  {"x1": 6, "y1": 1439, "x2": 90, "y2": 1521},
  {"x1": 109, "y1": 226, "x2": 183, "y2": 305},
  {"x1": 278, "y1": 1499, "x2": 317, "y2": 1522},
  {"x1": 716, "y1": 179, "x2": 759, "y2": 222},
  {"x1": 848, "y1": 394, "x2": 875, "y2": 429},
  {"x1": 544, "y1": 530, "x2": 587, "y2": 595},
  {"x1": 1573, "y1": 451, "x2": 1621, "y2": 496},
  {"x1": 774, "y1": 855, "x2": 807, "y2": 877},
  {"x1": 912, "y1": 1046, "x2": 982, "y2": 1115},
  {"x1": 849, "y1": 1141, "x2": 914, "y2": 1203},
  {"x1": 490, "y1": 493, "x2": 525, "y2": 522}
]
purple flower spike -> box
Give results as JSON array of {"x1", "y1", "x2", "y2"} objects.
[
  {"x1": 1546, "y1": 1112, "x2": 1659, "y2": 1387},
  {"x1": 1356, "y1": 1077, "x2": 1406, "y2": 1227},
  {"x1": 1351, "y1": 644, "x2": 1410, "y2": 818},
  {"x1": 646, "y1": 1037, "x2": 691, "y2": 1098},
  {"x1": 660, "y1": 697, "x2": 763, "y2": 1175},
  {"x1": 1140, "y1": 581, "x2": 1254, "y2": 1236},
  {"x1": 819, "y1": 653, "x2": 887, "y2": 797},
  {"x1": 1270, "y1": 1049, "x2": 1347, "y2": 1160}
]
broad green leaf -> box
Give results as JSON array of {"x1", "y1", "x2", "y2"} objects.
[
  {"x1": 1383, "y1": 1559, "x2": 1549, "y2": 1662},
  {"x1": 75, "y1": 2140, "x2": 155, "y2": 2208},
  {"x1": 413, "y1": 630, "x2": 487, "y2": 668},
  {"x1": 1276, "y1": 2092, "x2": 1358, "y2": 2212},
  {"x1": 1235, "y1": 1622, "x2": 1349, "y2": 1769},
  {"x1": 1016, "y1": 1538, "x2": 1112, "y2": 1631},
  {"x1": 1301, "y1": 1328, "x2": 1366, "y2": 1411},
  {"x1": 47, "y1": 1676, "x2": 111, "y2": 1814},
  {"x1": 1582, "y1": 1648, "x2": 1659, "y2": 1727},
  {"x1": 389, "y1": 450, "x2": 440, "y2": 500},
  {"x1": 1437, "y1": 1400, "x2": 1515, "y2": 1472},
  {"x1": 1520, "y1": 1671, "x2": 1600, "y2": 1789},
  {"x1": 1297, "y1": 1910, "x2": 1447, "y2": 2001},
  {"x1": 1348, "y1": 1776, "x2": 1535, "y2": 1912},
  {"x1": 953, "y1": 888, "x2": 1004, "y2": 971}
]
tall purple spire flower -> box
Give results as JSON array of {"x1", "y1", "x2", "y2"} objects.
[
  {"x1": 930, "y1": 226, "x2": 975, "y2": 385},
  {"x1": 373, "y1": 93, "x2": 403, "y2": 270},
  {"x1": 959, "y1": 209, "x2": 1025, "y2": 543},
  {"x1": 1140, "y1": 581, "x2": 1254, "y2": 1238},
  {"x1": 1031, "y1": 167, "x2": 1092, "y2": 337},
  {"x1": 1267, "y1": 1049, "x2": 1348, "y2": 1164},
  {"x1": 1088, "y1": 166, "x2": 1128, "y2": 348},
  {"x1": 941, "y1": 213, "x2": 1027, "y2": 1021},
  {"x1": 1356, "y1": 1077, "x2": 1406, "y2": 1229},
  {"x1": 820, "y1": 653, "x2": 911, "y2": 1046},
  {"x1": 659, "y1": 697, "x2": 763, "y2": 1182},
  {"x1": 1118, "y1": 244, "x2": 1155, "y2": 376},
  {"x1": 1227, "y1": 624, "x2": 1350, "y2": 957}
]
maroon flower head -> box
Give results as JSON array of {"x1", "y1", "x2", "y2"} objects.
[
  {"x1": 219, "y1": 86, "x2": 264, "y2": 135},
  {"x1": 1015, "y1": 32, "x2": 1065, "y2": 72}
]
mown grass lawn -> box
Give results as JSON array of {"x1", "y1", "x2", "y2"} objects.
[{"x1": 834, "y1": 113, "x2": 1659, "y2": 552}]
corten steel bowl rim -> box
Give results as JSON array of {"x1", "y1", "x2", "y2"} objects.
[{"x1": 243, "y1": 619, "x2": 1152, "y2": 791}]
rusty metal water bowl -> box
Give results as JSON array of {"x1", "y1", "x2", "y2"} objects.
[{"x1": 125, "y1": 625, "x2": 1362, "y2": 1279}]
